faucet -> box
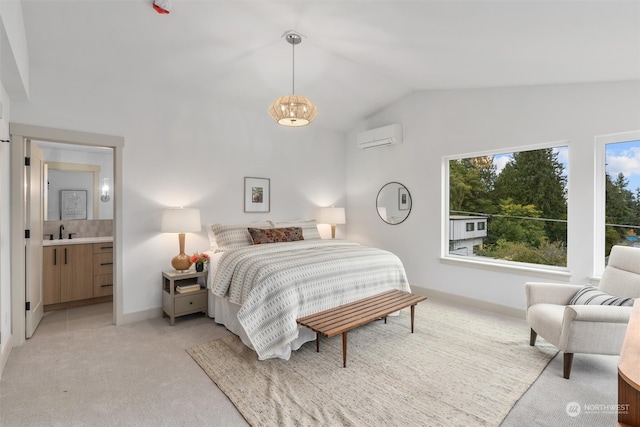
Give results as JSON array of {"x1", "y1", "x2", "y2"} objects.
[{"x1": 59, "y1": 224, "x2": 65, "y2": 240}]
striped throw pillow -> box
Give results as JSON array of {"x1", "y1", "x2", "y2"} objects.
[
  {"x1": 211, "y1": 221, "x2": 271, "y2": 252},
  {"x1": 569, "y1": 286, "x2": 634, "y2": 307}
]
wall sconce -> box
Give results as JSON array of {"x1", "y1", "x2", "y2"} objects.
[
  {"x1": 161, "y1": 207, "x2": 201, "y2": 271},
  {"x1": 317, "y1": 207, "x2": 346, "y2": 239},
  {"x1": 100, "y1": 178, "x2": 111, "y2": 202}
]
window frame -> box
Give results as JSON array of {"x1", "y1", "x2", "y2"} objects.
[
  {"x1": 442, "y1": 140, "x2": 571, "y2": 276},
  {"x1": 594, "y1": 130, "x2": 640, "y2": 277}
]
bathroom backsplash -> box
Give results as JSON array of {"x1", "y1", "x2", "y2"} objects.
[{"x1": 43, "y1": 220, "x2": 113, "y2": 240}]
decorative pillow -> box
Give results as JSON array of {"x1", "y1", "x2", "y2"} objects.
[
  {"x1": 211, "y1": 221, "x2": 271, "y2": 252},
  {"x1": 206, "y1": 224, "x2": 218, "y2": 251},
  {"x1": 270, "y1": 220, "x2": 321, "y2": 240},
  {"x1": 248, "y1": 227, "x2": 304, "y2": 245},
  {"x1": 569, "y1": 286, "x2": 635, "y2": 306}
]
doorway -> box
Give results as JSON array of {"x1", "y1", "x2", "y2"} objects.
[
  {"x1": 37, "y1": 140, "x2": 114, "y2": 326},
  {"x1": 10, "y1": 123, "x2": 124, "y2": 346}
]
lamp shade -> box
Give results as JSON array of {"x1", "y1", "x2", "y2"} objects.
[
  {"x1": 269, "y1": 95, "x2": 318, "y2": 127},
  {"x1": 317, "y1": 207, "x2": 346, "y2": 225},
  {"x1": 161, "y1": 208, "x2": 201, "y2": 233}
]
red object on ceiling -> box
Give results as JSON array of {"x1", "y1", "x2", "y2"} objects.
[{"x1": 152, "y1": 0, "x2": 172, "y2": 14}]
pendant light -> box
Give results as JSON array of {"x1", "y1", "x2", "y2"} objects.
[{"x1": 269, "y1": 32, "x2": 318, "y2": 127}]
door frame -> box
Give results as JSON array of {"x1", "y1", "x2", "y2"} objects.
[{"x1": 10, "y1": 123, "x2": 124, "y2": 346}]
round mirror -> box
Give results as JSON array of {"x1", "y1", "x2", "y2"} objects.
[{"x1": 376, "y1": 182, "x2": 412, "y2": 225}]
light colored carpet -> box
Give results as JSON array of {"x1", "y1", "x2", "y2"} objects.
[{"x1": 188, "y1": 300, "x2": 557, "y2": 427}]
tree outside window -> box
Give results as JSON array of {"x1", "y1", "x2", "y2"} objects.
[
  {"x1": 448, "y1": 146, "x2": 568, "y2": 267},
  {"x1": 604, "y1": 139, "x2": 640, "y2": 257}
]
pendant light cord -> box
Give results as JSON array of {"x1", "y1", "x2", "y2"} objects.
[{"x1": 291, "y1": 41, "x2": 296, "y2": 95}]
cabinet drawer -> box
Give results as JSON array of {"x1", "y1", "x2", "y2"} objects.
[
  {"x1": 174, "y1": 291, "x2": 207, "y2": 315},
  {"x1": 94, "y1": 274, "x2": 113, "y2": 297},
  {"x1": 93, "y1": 253, "x2": 113, "y2": 275},
  {"x1": 93, "y1": 243, "x2": 113, "y2": 254}
]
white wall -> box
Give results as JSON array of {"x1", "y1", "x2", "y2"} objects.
[
  {"x1": 346, "y1": 81, "x2": 640, "y2": 312},
  {"x1": 11, "y1": 82, "x2": 346, "y2": 318},
  {"x1": 0, "y1": 0, "x2": 28, "y2": 374},
  {"x1": 0, "y1": 80, "x2": 11, "y2": 369}
]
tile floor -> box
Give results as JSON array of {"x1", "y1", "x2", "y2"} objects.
[{"x1": 36, "y1": 302, "x2": 114, "y2": 337}]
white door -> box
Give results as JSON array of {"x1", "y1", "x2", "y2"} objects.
[{"x1": 25, "y1": 141, "x2": 44, "y2": 338}]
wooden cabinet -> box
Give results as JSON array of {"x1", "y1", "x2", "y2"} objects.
[
  {"x1": 619, "y1": 300, "x2": 640, "y2": 426},
  {"x1": 43, "y1": 246, "x2": 62, "y2": 305},
  {"x1": 93, "y1": 243, "x2": 113, "y2": 297},
  {"x1": 43, "y1": 243, "x2": 94, "y2": 306}
]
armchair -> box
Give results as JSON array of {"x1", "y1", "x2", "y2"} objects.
[{"x1": 525, "y1": 245, "x2": 640, "y2": 379}]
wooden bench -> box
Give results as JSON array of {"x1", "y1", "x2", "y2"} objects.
[{"x1": 296, "y1": 289, "x2": 427, "y2": 367}]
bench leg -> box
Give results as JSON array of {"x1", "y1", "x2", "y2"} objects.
[
  {"x1": 342, "y1": 332, "x2": 348, "y2": 368},
  {"x1": 316, "y1": 334, "x2": 320, "y2": 352},
  {"x1": 411, "y1": 304, "x2": 415, "y2": 333}
]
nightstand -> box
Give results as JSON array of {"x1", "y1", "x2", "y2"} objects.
[{"x1": 162, "y1": 269, "x2": 208, "y2": 325}]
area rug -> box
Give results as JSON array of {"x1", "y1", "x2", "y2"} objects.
[{"x1": 187, "y1": 300, "x2": 557, "y2": 426}]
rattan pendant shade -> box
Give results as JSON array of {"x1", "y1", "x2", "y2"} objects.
[
  {"x1": 269, "y1": 95, "x2": 318, "y2": 127},
  {"x1": 269, "y1": 32, "x2": 317, "y2": 127}
]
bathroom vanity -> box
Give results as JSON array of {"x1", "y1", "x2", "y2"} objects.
[{"x1": 42, "y1": 237, "x2": 113, "y2": 310}]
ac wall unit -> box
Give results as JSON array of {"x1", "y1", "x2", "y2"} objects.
[{"x1": 356, "y1": 123, "x2": 403, "y2": 149}]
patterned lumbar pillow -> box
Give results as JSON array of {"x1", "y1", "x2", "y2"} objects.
[
  {"x1": 569, "y1": 286, "x2": 634, "y2": 306},
  {"x1": 248, "y1": 227, "x2": 304, "y2": 244}
]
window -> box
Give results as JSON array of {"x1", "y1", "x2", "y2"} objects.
[
  {"x1": 603, "y1": 137, "x2": 640, "y2": 258},
  {"x1": 447, "y1": 144, "x2": 568, "y2": 267}
]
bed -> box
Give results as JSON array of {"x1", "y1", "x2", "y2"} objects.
[{"x1": 205, "y1": 220, "x2": 410, "y2": 360}]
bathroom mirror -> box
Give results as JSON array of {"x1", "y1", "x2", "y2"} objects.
[
  {"x1": 38, "y1": 140, "x2": 114, "y2": 221},
  {"x1": 376, "y1": 182, "x2": 412, "y2": 225}
]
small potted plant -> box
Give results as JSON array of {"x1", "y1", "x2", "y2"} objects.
[{"x1": 190, "y1": 252, "x2": 210, "y2": 272}]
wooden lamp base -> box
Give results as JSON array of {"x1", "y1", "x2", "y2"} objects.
[{"x1": 171, "y1": 232, "x2": 192, "y2": 271}]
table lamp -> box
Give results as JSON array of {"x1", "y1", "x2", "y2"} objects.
[
  {"x1": 317, "y1": 207, "x2": 346, "y2": 239},
  {"x1": 161, "y1": 207, "x2": 201, "y2": 271}
]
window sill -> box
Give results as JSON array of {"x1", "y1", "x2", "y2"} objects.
[{"x1": 440, "y1": 255, "x2": 573, "y2": 281}]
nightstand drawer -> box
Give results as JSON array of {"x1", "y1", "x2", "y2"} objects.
[{"x1": 174, "y1": 291, "x2": 207, "y2": 315}]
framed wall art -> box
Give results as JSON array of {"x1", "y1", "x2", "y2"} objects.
[
  {"x1": 244, "y1": 177, "x2": 270, "y2": 213},
  {"x1": 61, "y1": 190, "x2": 88, "y2": 220}
]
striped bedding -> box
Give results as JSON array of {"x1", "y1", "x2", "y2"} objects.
[{"x1": 211, "y1": 240, "x2": 410, "y2": 360}]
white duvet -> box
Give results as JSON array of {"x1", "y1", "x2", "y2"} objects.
[{"x1": 211, "y1": 240, "x2": 410, "y2": 360}]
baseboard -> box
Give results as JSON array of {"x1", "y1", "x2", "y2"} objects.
[
  {"x1": 119, "y1": 307, "x2": 163, "y2": 325},
  {"x1": 410, "y1": 285, "x2": 526, "y2": 320},
  {"x1": 0, "y1": 333, "x2": 14, "y2": 379}
]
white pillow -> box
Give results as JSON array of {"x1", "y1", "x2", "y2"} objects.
[
  {"x1": 211, "y1": 221, "x2": 271, "y2": 252},
  {"x1": 270, "y1": 219, "x2": 321, "y2": 240},
  {"x1": 206, "y1": 224, "x2": 218, "y2": 251}
]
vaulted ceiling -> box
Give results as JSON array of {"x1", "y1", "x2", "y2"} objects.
[{"x1": 19, "y1": 0, "x2": 640, "y2": 132}]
